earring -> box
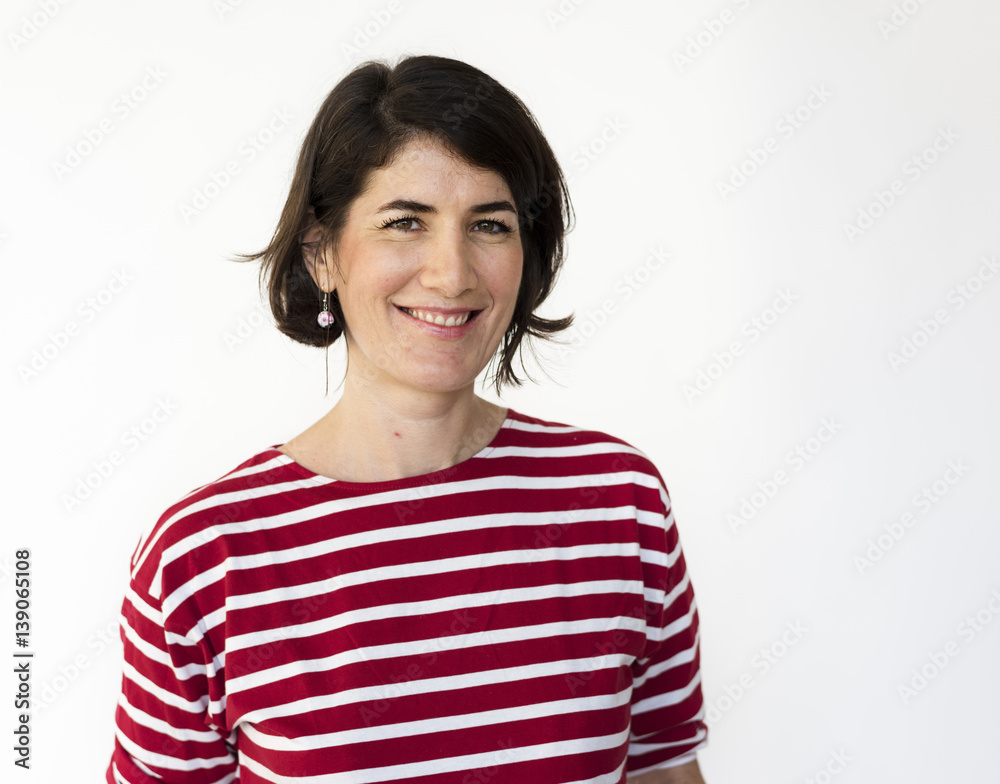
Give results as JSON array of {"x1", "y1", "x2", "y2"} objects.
[
  {"x1": 318, "y1": 290, "x2": 335, "y2": 327},
  {"x1": 317, "y1": 290, "x2": 335, "y2": 398}
]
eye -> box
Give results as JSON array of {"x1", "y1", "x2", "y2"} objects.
[
  {"x1": 473, "y1": 218, "x2": 513, "y2": 234},
  {"x1": 378, "y1": 215, "x2": 421, "y2": 231}
]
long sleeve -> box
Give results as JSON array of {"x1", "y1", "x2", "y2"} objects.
[
  {"x1": 627, "y1": 479, "x2": 708, "y2": 775},
  {"x1": 106, "y1": 572, "x2": 237, "y2": 784}
]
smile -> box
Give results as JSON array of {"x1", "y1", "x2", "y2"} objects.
[{"x1": 397, "y1": 307, "x2": 480, "y2": 327}]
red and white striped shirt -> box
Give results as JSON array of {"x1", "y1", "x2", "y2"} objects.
[{"x1": 107, "y1": 408, "x2": 707, "y2": 783}]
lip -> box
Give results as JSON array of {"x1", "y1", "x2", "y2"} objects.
[
  {"x1": 395, "y1": 305, "x2": 483, "y2": 338},
  {"x1": 397, "y1": 305, "x2": 481, "y2": 315}
]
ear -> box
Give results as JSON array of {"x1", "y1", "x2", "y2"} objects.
[{"x1": 300, "y1": 208, "x2": 335, "y2": 292}]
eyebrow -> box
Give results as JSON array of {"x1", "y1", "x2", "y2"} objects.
[{"x1": 375, "y1": 198, "x2": 517, "y2": 215}]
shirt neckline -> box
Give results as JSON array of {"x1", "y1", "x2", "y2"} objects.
[{"x1": 266, "y1": 407, "x2": 515, "y2": 491}]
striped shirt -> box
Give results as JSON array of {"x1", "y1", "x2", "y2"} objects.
[{"x1": 107, "y1": 408, "x2": 707, "y2": 783}]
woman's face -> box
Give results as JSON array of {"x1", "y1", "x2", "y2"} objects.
[{"x1": 313, "y1": 136, "x2": 524, "y2": 398}]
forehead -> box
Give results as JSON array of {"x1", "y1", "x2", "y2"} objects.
[{"x1": 355, "y1": 137, "x2": 514, "y2": 207}]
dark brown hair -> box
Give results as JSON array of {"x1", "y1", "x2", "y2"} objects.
[{"x1": 236, "y1": 54, "x2": 574, "y2": 392}]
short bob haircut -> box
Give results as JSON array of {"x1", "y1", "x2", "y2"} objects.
[{"x1": 237, "y1": 54, "x2": 574, "y2": 393}]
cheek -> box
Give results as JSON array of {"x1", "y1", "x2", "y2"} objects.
[
  {"x1": 501, "y1": 254, "x2": 525, "y2": 309},
  {"x1": 490, "y1": 243, "x2": 523, "y2": 282},
  {"x1": 340, "y1": 266, "x2": 406, "y2": 311}
]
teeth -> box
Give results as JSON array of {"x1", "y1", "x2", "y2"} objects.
[{"x1": 402, "y1": 308, "x2": 472, "y2": 327}]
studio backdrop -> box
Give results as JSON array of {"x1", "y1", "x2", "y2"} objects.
[{"x1": 3, "y1": 0, "x2": 998, "y2": 781}]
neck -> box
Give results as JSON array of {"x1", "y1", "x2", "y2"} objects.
[{"x1": 303, "y1": 373, "x2": 507, "y2": 483}]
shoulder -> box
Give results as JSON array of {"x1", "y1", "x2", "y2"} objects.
[
  {"x1": 503, "y1": 408, "x2": 632, "y2": 443},
  {"x1": 499, "y1": 409, "x2": 679, "y2": 536},
  {"x1": 126, "y1": 445, "x2": 304, "y2": 599},
  {"x1": 501, "y1": 408, "x2": 669, "y2": 489},
  {"x1": 503, "y1": 407, "x2": 650, "y2": 453}
]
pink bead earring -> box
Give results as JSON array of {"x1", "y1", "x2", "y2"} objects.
[
  {"x1": 318, "y1": 291, "x2": 335, "y2": 327},
  {"x1": 317, "y1": 289, "x2": 335, "y2": 397}
]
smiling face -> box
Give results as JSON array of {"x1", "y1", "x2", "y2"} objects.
[{"x1": 308, "y1": 135, "x2": 524, "y2": 399}]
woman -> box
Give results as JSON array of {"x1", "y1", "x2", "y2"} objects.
[{"x1": 107, "y1": 55, "x2": 708, "y2": 784}]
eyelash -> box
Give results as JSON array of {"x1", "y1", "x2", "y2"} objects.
[{"x1": 378, "y1": 215, "x2": 513, "y2": 234}]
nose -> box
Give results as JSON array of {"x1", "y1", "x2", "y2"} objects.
[{"x1": 419, "y1": 227, "x2": 478, "y2": 298}]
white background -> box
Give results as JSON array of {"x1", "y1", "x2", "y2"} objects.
[{"x1": 3, "y1": 0, "x2": 999, "y2": 781}]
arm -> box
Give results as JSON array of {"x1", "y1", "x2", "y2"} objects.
[
  {"x1": 626, "y1": 468, "x2": 709, "y2": 775},
  {"x1": 107, "y1": 574, "x2": 236, "y2": 783},
  {"x1": 628, "y1": 758, "x2": 706, "y2": 784}
]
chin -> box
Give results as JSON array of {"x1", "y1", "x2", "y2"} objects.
[
  {"x1": 411, "y1": 376, "x2": 477, "y2": 394},
  {"x1": 403, "y1": 366, "x2": 482, "y2": 394}
]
